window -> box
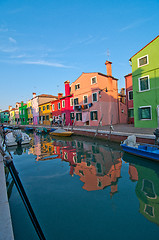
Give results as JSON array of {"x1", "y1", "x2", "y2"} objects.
[
  {"x1": 128, "y1": 91, "x2": 133, "y2": 100},
  {"x1": 43, "y1": 106, "x2": 45, "y2": 111},
  {"x1": 43, "y1": 116, "x2": 45, "y2": 121},
  {"x1": 52, "y1": 104, "x2": 55, "y2": 111},
  {"x1": 92, "y1": 92, "x2": 97, "y2": 102},
  {"x1": 62, "y1": 100, "x2": 65, "y2": 108},
  {"x1": 70, "y1": 98, "x2": 73, "y2": 106},
  {"x1": 91, "y1": 76, "x2": 97, "y2": 84},
  {"x1": 128, "y1": 108, "x2": 134, "y2": 118},
  {"x1": 138, "y1": 106, "x2": 151, "y2": 120},
  {"x1": 58, "y1": 102, "x2": 61, "y2": 110},
  {"x1": 75, "y1": 83, "x2": 80, "y2": 90},
  {"x1": 70, "y1": 112, "x2": 74, "y2": 120},
  {"x1": 139, "y1": 76, "x2": 150, "y2": 92},
  {"x1": 76, "y1": 112, "x2": 82, "y2": 121},
  {"x1": 47, "y1": 105, "x2": 49, "y2": 110},
  {"x1": 46, "y1": 115, "x2": 49, "y2": 120},
  {"x1": 90, "y1": 111, "x2": 98, "y2": 121},
  {"x1": 74, "y1": 98, "x2": 79, "y2": 106},
  {"x1": 138, "y1": 55, "x2": 148, "y2": 67},
  {"x1": 83, "y1": 95, "x2": 88, "y2": 104}
]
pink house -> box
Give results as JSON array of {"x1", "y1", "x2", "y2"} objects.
[
  {"x1": 70, "y1": 61, "x2": 120, "y2": 126},
  {"x1": 125, "y1": 73, "x2": 134, "y2": 124}
]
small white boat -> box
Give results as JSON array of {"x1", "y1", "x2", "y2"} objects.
[{"x1": 5, "y1": 130, "x2": 31, "y2": 147}]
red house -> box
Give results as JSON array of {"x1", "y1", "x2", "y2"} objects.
[
  {"x1": 51, "y1": 81, "x2": 74, "y2": 125},
  {"x1": 125, "y1": 73, "x2": 134, "y2": 124}
]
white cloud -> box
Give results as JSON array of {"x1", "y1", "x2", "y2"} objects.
[
  {"x1": 9, "y1": 37, "x2": 17, "y2": 44},
  {"x1": 22, "y1": 60, "x2": 72, "y2": 68}
]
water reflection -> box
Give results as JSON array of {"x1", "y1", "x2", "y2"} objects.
[
  {"x1": 123, "y1": 153, "x2": 159, "y2": 226},
  {"x1": 29, "y1": 133, "x2": 122, "y2": 197}
]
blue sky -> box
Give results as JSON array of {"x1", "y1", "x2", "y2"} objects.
[{"x1": 0, "y1": 0, "x2": 159, "y2": 110}]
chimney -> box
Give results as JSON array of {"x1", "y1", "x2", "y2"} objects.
[
  {"x1": 58, "y1": 93, "x2": 63, "y2": 99},
  {"x1": 64, "y1": 80, "x2": 70, "y2": 96},
  {"x1": 8, "y1": 106, "x2": 12, "y2": 111},
  {"x1": 33, "y1": 92, "x2": 36, "y2": 98},
  {"x1": 105, "y1": 61, "x2": 112, "y2": 76}
]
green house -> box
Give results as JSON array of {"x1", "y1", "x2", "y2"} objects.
[
  {"x1": 19, "y1": 102, "x2": 28, "y2": 125},
  {"x1": 130, "y1": 35, "x2": 159, "y2": 128},
  {"x1": 0, "y1": 110, "x2": 10, "y2": 123}
]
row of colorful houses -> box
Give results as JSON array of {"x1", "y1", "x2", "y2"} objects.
[
  {"x1": 1, "y1": 35, "x2": 159, "y2": 128},
  {"x1": 0, "y1": 60, "x2": 128, "y2": 127}
]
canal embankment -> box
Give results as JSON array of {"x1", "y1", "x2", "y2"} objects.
[
  {"x1": 17, "y1": 123, "x2": 156, "y2": 144},
  {"x1": 0, "y1": 138, "x2": 14, "y2": 240}
]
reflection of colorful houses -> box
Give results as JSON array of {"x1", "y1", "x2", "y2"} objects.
[
  {"x1": 51, "y1": 81, "x2": 74, "y2": 125},
  {"x1": 70, "y1": 61, "x2": 120, "y2": 126},
  {"x1": 61, "y1": 146, "x2": 77, "y2": 175},
  {"x1": 135, "y1": 165, "x2": 159, "y2": 225}
]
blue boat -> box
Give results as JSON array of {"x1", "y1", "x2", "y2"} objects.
[{"x1": 121, "y1": 135, "x2": 159, "y2": 162}]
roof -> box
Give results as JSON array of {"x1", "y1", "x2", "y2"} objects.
[
  {"x1": 32, "y1": 94, "x2": 58, "y2": 100},
  {"x1": 129, "y1": 35, "x2": 159, "y2": 61},
  {"x1": 39, "y1": 101, "x2": 52, "y2": 106},
  {"x1": 124, "y1": 73, "x2": 132, "y2": 78}
]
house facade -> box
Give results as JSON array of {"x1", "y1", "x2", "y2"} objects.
[
  {"x1": 39, "y1": 102, "x2": 52, "y2": 125},
  {"x1": 0, "y1": 110, "x2": 9, "y2": 123},
  {"x1": 70, "y1": 61, "x2": 119, "y2": 126},
  {"x1": 51, "y1": 81, "x2": 74, "y2": 125},
  {"x1": 31, "y1": 93, "x2": 57, "y2": 125},
  {"x1": 19, "y1": 102, "x2": 28, "y2": 125},
  {"x1": 125, "y1": 73, "x2": 134, "y2": 124},
  {"x1": 129, "y1": 35, "x2": 159, "y2": 128},
  {"x1": 27, "y1": 100, "x2": 33, "y2": 124}
]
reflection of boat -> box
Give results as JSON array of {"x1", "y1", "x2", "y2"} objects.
[
  {"x1": 5, "y1": 130, "x2": 31, "y2": 147},
  {"x1": 7, "y1": 144, "x2": 31, "y2": 155},
  {"x1": 35, "y1": 127, "x2": 48, "y2": 134},
  {"x1": 121, "y1": 135, "x2": 159, "y2": 162},
  {"x1": 50, "y1": 128, "x2": 73, "y2": 137}
]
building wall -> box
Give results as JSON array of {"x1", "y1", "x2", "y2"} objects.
[
  {"x1": 39, "y1": 102, "x2": 52, "y2": 125},
  {"x1": 71, "y1": 72, "x2": 119, "y2": 126},
  {"x1": 131, "y1": 36, "x2": 159, "y2": 128},
  {"x1": 125, "y1": 73, "x2": 134, "y2": 124}
]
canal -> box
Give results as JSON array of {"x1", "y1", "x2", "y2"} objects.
[{"x1": 7, "y1": 132, "x2": 159, "y2": 240}]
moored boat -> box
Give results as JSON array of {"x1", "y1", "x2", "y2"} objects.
[
  {"x1": 50, "y1": 128, "x2": 73, "y2": 137},
  {"x1": 5, "y1": 130, "x2": 31, "y2": 147},
  {"x1": 121, "y1": 135, "x2": 159, "y2": 162}
]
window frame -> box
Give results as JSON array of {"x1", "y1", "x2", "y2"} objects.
[
  {"x1": 91, "y1": 76, "x2": 97, "y2": 85},
  {"x1": 62, "y1": 100, "x2": 65, "y2": 108},
  {"x1": 76, "y1": 112, "x2": 82, "y2": 121},
  {"x1": 128, "y1": 108, "x2": 134, "y2": 118},
  {"x1": 137, "y1": 55, "x2": 149, "y2": 68},
  {"x1": 58, "y1": 102, "x2": 61, "y2": 110},
  {"x1": 139, "y1": 105, "x2": 152, "y2": 120},
  {"x1": 92, "y1": 92, "x2": 98, "y2": 102},
  {"x1": 138, "y1": 75, "x2": 150, "y2": 92},
  {"x1": 70, "y1": 98, "x2": 73, "y2": 106},
  {"x1": 47, "y1": 104, "x2": 49, "y2": 110},
  {"x1": 83, "y1": 95, "x2": 88, "y2": 104},
  {"x1": 74, "y1": 98, "x2": 79, "y2": 106},
  {"x1": 128, "y1": 90, "x2": 133, "y2": 100},
  {"x1": 90, "y1": 110, "x2": 98, "y2": 121},
  {"x1": 52, "y1": 104, "x2": 55, "y2": 111},
  {"x1": 75, "y1": 83, "x2": 80, "y2": 90}
]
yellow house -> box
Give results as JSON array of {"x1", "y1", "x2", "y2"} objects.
[
  {"x1": 39, "y1": 101, "x2": 52, "y2": 125},
  {"x1": 27, "y1": 100, "x2": 33, "y2": 124},
  {"x1": 10, "y1": 108, "x2": 16, "y2": 124}
]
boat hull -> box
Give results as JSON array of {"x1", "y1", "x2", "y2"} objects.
[
  {"x1": 121, "y1": 144, "x2": 159, "y2": 162},
  {"x1": 50, "y1": 131, "x2": 73, "y2": 137}
]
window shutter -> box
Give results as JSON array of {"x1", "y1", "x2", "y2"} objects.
[{"x1": 90, "y1": 112, "x2": 93, "y2": 120}]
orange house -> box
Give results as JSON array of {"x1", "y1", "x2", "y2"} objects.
[{"x1": 70, "y1": 60, "x2": 119, "y2": 126}]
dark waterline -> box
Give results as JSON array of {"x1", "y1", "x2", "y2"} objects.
[{"x1": 7, "y1": 132, "x2": 159, "y2": 240}]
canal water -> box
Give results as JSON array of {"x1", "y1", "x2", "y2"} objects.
[{"x1": 7, "y1": 132, "x2": 159, "y2": 240}]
